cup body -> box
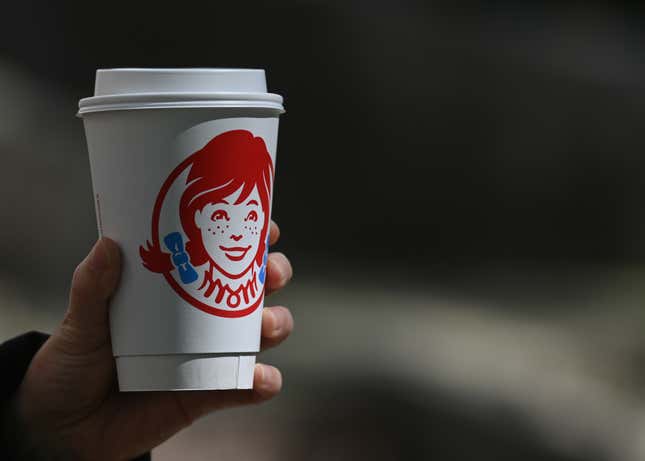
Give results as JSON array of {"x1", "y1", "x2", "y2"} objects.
[{"x1": 80, "y1": 69, "x2": 283, "y2": 391}]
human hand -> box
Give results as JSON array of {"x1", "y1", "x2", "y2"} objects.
[{"x1": 12, "y1": 221, "x2": 294, "y2": 460}]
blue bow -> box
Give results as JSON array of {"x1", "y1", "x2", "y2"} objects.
[
  {"x1": 164, "y1": 232, "x2": 198, "y2": 284},
  {"x1": 258, "y1": 235, "x2": 269, "y2": 285}
]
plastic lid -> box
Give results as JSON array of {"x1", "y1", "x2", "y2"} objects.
[{"x1": 78, "y1": 68, "x2": 284, "y2": 116}]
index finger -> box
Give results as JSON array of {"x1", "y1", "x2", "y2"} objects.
[{"x1": 269, "y1": 220, "x2": 280, "y2": 246}]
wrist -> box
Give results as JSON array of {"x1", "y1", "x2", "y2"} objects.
[
  {"x1": 1, "y1": 396, "x2": 43, "y2": 460},
  {"x1": 2, "y1": 393, "x2": 73, "y2": 461}
]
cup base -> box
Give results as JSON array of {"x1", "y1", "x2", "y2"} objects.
[{"x1": 115, "y1": 354, "x2": 256, "y2": 391}]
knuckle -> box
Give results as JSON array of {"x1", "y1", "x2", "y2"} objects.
[{"x1": 71, "y1": 261, "x2": 85, "y2": 286}]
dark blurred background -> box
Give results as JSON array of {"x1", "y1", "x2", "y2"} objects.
[{"x1": 2, "y1": 2, "x2": 645, "y2": 460}]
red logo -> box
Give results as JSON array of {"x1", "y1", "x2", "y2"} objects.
[{"x1": 140, "y1": 130, "x2": 274, "y2": 318}]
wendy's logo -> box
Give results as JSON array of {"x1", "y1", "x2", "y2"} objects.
[{"x1": 140, "y1": 129, "x2": 274, "y2": 318}]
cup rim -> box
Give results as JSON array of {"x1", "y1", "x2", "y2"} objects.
[{"x1": 77, "y1": 91, "x2": 285, "y2": 117}]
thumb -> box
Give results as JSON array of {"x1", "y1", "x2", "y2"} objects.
[{"x1": 55, "y1": 237, "x2": 122, "y2": 354}]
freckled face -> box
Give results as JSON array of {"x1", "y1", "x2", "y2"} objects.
[{"x1": 194, "y1": 185, "x2": 265, "y2": 276}]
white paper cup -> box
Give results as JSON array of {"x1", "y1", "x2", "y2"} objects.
[{"x1": 78, "y1": 68, "x2": 284, "y2": 391}]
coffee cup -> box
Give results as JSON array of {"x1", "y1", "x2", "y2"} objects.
[{"x1": 78, "y1": 68, "x2": 284, "y2": 391}]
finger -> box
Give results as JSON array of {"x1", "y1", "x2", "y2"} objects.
[
  {"x1": 261, "y1": 306, "x2": 294, "y2": 350},
  {"x1": 134, "y1": 364, "x2": 282, "y2": 428},
  {"x1": 181, "y1": 364, "x2": 283, "y2": 420},
  {"x1": 108, "y1": 364, "x2": 282, "y2": 457},
  {"x1": 57, "y1": 238, "x2": 121, "y2": 352},
  {"x1": 269, "y1": 220, "x2": 280, "y2": 246},
  {"x1": 265, "y1": 252, "x2": 293, "y2": 295}
]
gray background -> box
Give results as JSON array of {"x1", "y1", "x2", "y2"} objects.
[{"x1": 2, "y1": 2, "x2": 645, "y2": 460}]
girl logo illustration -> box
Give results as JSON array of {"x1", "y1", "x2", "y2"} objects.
[{"x1": 140, "y1": 129, "x2": 274, "y2": 318}]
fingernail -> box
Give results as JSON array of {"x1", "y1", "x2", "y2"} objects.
[
  {"x1": 257, "y1": 365, "x2": 280, "y2": 391},
  {"x1": 267, "y1": 309, "x2": 282, "y2": 337},
  {"x1": 86, "y1": 240, "x2": 110, "y2": 273},
  {"x1": 274, "y1": 254, "x2": 291, "y2": 284},
  {"x1": 255, "y1": 363, "x2": 265, "y2": 385}
]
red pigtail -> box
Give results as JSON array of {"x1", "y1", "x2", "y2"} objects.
[{"x1": 139, "y1": 240, "x2": 173, "y2": 273}]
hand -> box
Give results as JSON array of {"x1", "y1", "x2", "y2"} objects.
[{"x1": 12, "y1": 221, "x2": 294, "y2": 461}]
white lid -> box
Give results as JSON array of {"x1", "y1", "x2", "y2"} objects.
[{"x1": 78, "y1": 68, "x2": 284, "y2": 116}]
